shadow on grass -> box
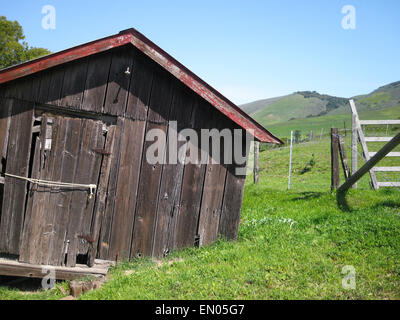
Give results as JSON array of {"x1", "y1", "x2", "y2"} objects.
[
  {"x1": 372, "y1": 200, "x2": 400, "y2": 209},
  {"x1": 291, "y1": 192, "x2": 323, "y2": 202},
  {"x1": 336, "y1": 191, "x2": 352, "y2": 212},
  {"x1": 337, "y1": 192, "x2": 400, "y2": 212},
  {"x1": 0, "y1": 275, "x2": 44, "y2": 292}
]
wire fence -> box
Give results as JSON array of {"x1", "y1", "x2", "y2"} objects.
[{"x1": 248, "y1": 126, "x2": 400, "y2": 194}]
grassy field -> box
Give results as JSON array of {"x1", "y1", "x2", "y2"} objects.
[
  {"x1": 265, "y1": 105, "x2": 400, "y2": 139},
  {"x1": 1, "y1": 137, "x2": 399, "y2": 300}
]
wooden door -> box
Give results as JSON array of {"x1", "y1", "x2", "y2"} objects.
[{"x1": 18, "y1": 114, "x2": 110, "y2": 267}]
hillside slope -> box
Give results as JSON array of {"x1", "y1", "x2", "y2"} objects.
[{"x1": 241, "y1": 81, "x2": 400, "y2": 138}]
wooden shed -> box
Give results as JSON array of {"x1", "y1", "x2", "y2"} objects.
[{"x1": 0, "y1": 29, "x2": 281, "y2": 277}]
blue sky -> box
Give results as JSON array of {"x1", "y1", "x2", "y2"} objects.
[{"x1": 1, "y1": 0, "x2": 399, "y2": 104}]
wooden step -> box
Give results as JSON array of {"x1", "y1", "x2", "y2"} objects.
[
  {"x1": 365, "y1": 137, "x2": 394, "y2": 142},
  {"x1": 377, "y1": 182, "x2": 400, "y2": 187},
  {"x1": 369, "y1": 152, "x2": 400, "y2": 157},
  {"x1": 372, "y1": 167, "x2": 400, "y2": 172},
  {"x1": 0, "y1": 256, "x2": 113, "y2": 280}
]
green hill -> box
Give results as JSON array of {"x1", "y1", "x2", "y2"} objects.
[{"x1": 241, "y1": 81, "x2": 400, "y2": 138}]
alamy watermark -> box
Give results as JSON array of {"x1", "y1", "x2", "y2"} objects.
[
  {"x1": 41, "y1": 266, "x2": 56, "y2": 290},
  {"x1": 341, "y1": 265, "x2": 356, "y2": 290},
  {"x1": 341, "y1": 5, "x2": 356, "y2": 30},
  {"x1": 42, "y1": 5, "x2": 56, "y2": 30},
  {"x1": 145, "y1": 121, "x2": 254, "y2": 175}
]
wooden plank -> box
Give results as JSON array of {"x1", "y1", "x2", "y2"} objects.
[
  {"x1": 0, "y1": 257, "x2": 111, "y2": 280},
  {"x1": 377, "y1": 182, "x2": 400, "y2": 187},
  {"x1": 359, "y1": 120, "x2": 400, "y2": 125},
  {"x1": 372, "y1": 167, "x2": 400, "y2": 172},
  {"x1": 18, "y1": 136, "x2": 42, "y2": 263},
  {"x1": 364, "y1": 137, "x2": 394, "y2": 142},
  {"x1": 349, "y1": 100, "x2": 378, "y2": 189},
  {"x1": 0, "y1": 100, "x2": 34, "y2": 255},
  {"x1": 103, "y1": 47, "x2": 134, "y2": 116},
  {"x1": 60, "y1": 59, "x2": 89, "y2": 109},
  {"x1": 36, "y1": 71, "x2": 52, "y2": 104},
  {"x1": 0, "y1": 98, "x2": 12, "y2": 173},
  {"x1": 351, "y1": 114, "x2": 358, "y2": 189},
  {"x1": 87, "y1": 125, "x2": 116, "y2": 266},
  {"x1": 18, "y1": 116, "x2": 57, "y2": 264},
  {"x1": 331, "y1": 128, "x2": 340, "y2": 190},
  {"x1": 254, "y1": 141, "x2": 259, "y2": 184},
  {"x1": 218, "y1": 130, "x2": 249, "y2": 241},
  {"x1": 338, "y1": 134, "x2": 350, "y2": 179},
  {"x1": 369, "y1": 152, "x2": 400, "y2": 157},
  {"x1": 65, "y1": 120, "x2": 104, "y2": 267},
  {"x1": 129, "y1": 121, "x2": 167, "y2": 258},
  {"x1": 125, "y1": 51, "x2": 154, "y2": 120},
  {"x1": 196, "y1": 114, "x2": 231, "y2": 247},
  {"x1": 130, "y1": 68, "x2": 175, "y2": 258},
  {"x1": 152, "y1": 84, "x2": 195, "y2": 258},
  {"x1": 77, "y1": 121, "x2": 105, "y2": 257},
  {"x1": 46, "y1": 67, "x2": 65, "y2": 106},
  {"x1": 97, "y1": 118, "x2": 124, "y2": 260},
  {"x1": 38, "y1": 117, "x2": 69, "y2": 265},
  {"x1": 81, "y1": 52, "x2": 112, "y2": 113},
  {"x1": 46, "y1": 118, "x2": 83, "y2": 266},
  {"x1": 339, "y1": 132, "x2": 400, "y2": 192},
  {"x1": 197, "y1": 163, "x2": 227, "y2": 247},
  {"x1": 173, "y1": 100, "x2": 209, "y2": 250},
  {"x1": 108, "y1": 119, "x2": 146, "y2": 260}
]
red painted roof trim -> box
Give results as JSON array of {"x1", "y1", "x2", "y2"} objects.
[{"x1": 0, "y1": 28, "x2": 282, "y2": 144}]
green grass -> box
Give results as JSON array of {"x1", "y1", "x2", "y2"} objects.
[
  {"x1": 360, "y1": 92, "x2": 391, "y2": 107},
  {"x1": 1, "y1": 138, "x2": 399, "y2": 300}
]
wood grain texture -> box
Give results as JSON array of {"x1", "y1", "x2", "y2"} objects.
[
  {"x1": 65, "y1": 119, "x2": 104, "y2": 267},
  {"x1": 46, "y1": 67, "x2": 66, "y2": 106},
  {"x1": 38, "y1": 117, "x2": 68, "y2": 265},
  {"x1": 0, "y1": 99, "x2": 34, "y2": 254},
  {"x1": 152, "y1": 83, "x2": 195, "y2": 258},
  {"x1": 59, "y1": 59, "x2": 89, "y2": 109},
  {"x1": 125, "y1": 51, "x2": 154, "y2": 120},
  {"x1": 130, "y1": 67, "x2": 175, "y2": 258},
  {"x1": 103, "y1": 47, "x2": 134, "y2": 116},
  {"x1": 331, "y1": 128, "x2": 340, "y2": 190},
  {"x1": 47, "y1": 118, "x2": 83, "y2": 266},
  {"x1": 18, "y1": 116, "x2": 57, "y2": 264},
  {"x1": 81, "y1": 52, "x2": 112, "y2": 113},
  {"x1": 87, "y1": 125, "x2": 116, "y2": 266},
  {"x1": 18, "y1": 136, "x2": 41, "y2": 263},
  {"x1": 97, "y1": 118, "x2": 124, "y2": 260},
  {"x1": 218, "y1": 129, "x2": 249, "y2": 241},
  {"x1": 108, "y1": 119, "x2": 146, "y2": 260},
  {"x1": 173, "y1": 99, "x2": 210, "y2": 250}
]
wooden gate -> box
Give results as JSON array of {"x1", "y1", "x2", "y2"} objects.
[
  {"x1": 350, "y1": 100, "x2": 400, "y2": 189},
  {"x1": 17, "y1": 113, "x2": 110, "y2": 267}
]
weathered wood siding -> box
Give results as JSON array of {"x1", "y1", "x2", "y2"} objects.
[{"x1": 0, "y1": 44, "x2": 249, "y2": 265}]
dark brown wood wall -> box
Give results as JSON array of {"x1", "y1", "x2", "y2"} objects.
[{"x1": 0, "y1": 44, "x2": 249, "y2": 263}]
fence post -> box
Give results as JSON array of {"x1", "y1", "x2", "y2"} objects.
[
  {"x1": 331, "y1": 128, "x2": 340, "y2": 190},
  {"x1": 351, "y1": 114, "x2": 358, "y2": 189},
  {"x1": 254, "y1": 141, "x2": 259, "y2": 184},
  {"x1": 288, "y1": 130, "x2": 293, "y2": 190}
]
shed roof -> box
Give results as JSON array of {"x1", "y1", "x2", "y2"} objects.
[{"x1": 0, "y1": 28, "x2": 282, "y2": 144}]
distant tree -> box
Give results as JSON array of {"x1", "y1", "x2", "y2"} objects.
[{"x1": 0, "y1": 16, "x2": 51, "y2": 69}]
